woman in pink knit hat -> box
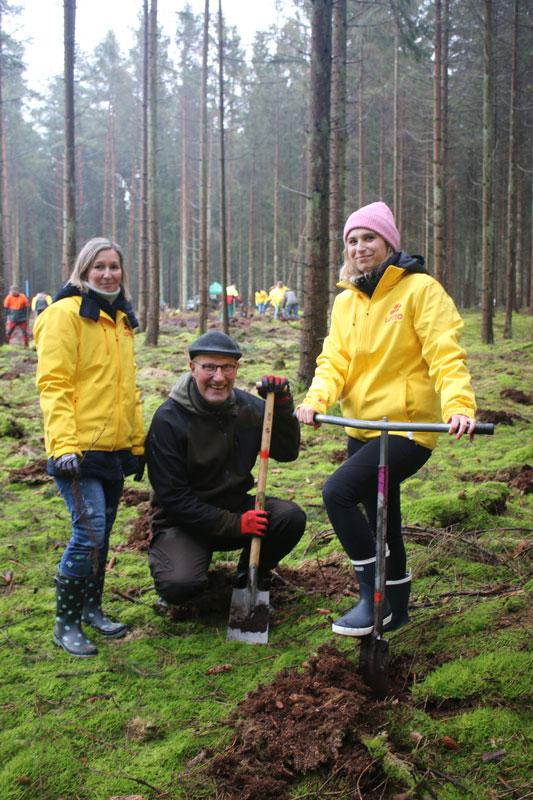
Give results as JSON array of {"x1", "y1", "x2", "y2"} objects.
[{"x1": 296, "y1": 201, "x2": 478, "y2": 637}]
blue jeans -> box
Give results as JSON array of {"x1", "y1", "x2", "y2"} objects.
[{"x1": 55, "y1": 476, "x2": 124, "y2": 578}]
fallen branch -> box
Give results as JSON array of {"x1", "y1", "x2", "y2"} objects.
[
  {"x1": 110, "y1": 587, "x2": 150, "y2": 605},
  {"x1": 429, "y1": 767, "x2": 474, "y2": 794}
]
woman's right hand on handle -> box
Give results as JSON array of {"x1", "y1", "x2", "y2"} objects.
[{"x1": 295, "y1": 405, "x2": 320, "y2": 427}]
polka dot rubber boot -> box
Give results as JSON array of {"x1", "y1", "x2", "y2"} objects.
[
  {"x1": 82, "y1": 567, "x2": 127, "y2": 638},
  {"x1": 53, "y1": 573, "x2": 97, "y2": 657}
]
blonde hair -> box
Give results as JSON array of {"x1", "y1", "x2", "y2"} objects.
[{"x1": 68, "y1": 238, "x2": 129, "y2": 297}]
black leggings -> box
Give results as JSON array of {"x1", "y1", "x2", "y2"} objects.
[{"x1": 322, "y1": 436, "x2": 431, "y2": 580}]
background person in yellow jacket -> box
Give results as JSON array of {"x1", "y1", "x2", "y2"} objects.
[
  {"x1": 267, "y1": 281, "x2": 287, "y2": 320},
  {"x1": 296, "y1": 201, "x2": 477, "y2": 638},
  {"x1": 34, "y1": 238, "x2": 145, "y2": 657}
]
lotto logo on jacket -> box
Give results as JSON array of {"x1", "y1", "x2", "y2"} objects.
[{"x1": 385, "y1": 303, "x2": 403, "y2": 323}]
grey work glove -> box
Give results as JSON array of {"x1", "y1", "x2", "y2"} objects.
[{"x1": 55, "y1": 453, "x2": 81, "y2": 477}]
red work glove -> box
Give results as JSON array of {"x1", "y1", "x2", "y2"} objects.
[
  {"x1": 257, "y1": 375, "x2": 292, "y2": 404},
  {"x1": 240, "y1": 509, "x2": 269, "y2": 537}
]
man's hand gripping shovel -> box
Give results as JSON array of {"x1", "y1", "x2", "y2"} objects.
[{"x1": 227, "y1": 392, "x2": 275, "y2": 644}]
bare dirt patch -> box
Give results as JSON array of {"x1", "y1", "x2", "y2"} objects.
[
  {"x1": 146, "y1": 556, "x2": 358, "y2": 623},
  {"x1": 500, "y1": 388, "x2": 532, "y2": 405},
  {"x1": 464, "y1": 464, "x2": 533, "y2": 494},
  {"x1": 476, "y1": 408, "x2": 523, "y2": 425},
  {"x1": 8, "y1": 459, "x2": 49, "y2": 484},
  {"x1": 121, "y1": 487, "x2": 150, "y2": 506},
  {"x1": 124, "y1": 504, "x2": 151, "y2": 551},
  {"x1": 199, "y1": 644, "x2": 403, "y2": 800}
]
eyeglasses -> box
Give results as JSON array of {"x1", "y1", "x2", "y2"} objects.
[{"x1": 193, "y1": 361, "x2": 238, "y2": 376}]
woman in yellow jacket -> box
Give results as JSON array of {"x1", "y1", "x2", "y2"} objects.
[
  {"x1": 296, "y1": 202, "x2": 477, "y2": 637},
  {"x1": 34, "y1": 237, "x2": 145, "y2": 657}
]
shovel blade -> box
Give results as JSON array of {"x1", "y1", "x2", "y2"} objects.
[
  {"x1": 226, "y1": 587, "x2": 270, "y2": 644},
  {"x1": 359, "y1": 634, "x2": 389, "y2": 697}
]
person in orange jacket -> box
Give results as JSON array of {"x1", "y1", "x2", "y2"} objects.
[
  {"x1": 296, "y1": 201, "x2": 478, "y2": 638},
  {"x1": 3, "y1": 285, "x2": 30, "y2": 345}
]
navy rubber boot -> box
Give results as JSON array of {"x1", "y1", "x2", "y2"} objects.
[
  {"x1": 331, "y1": 558, "x2": 392, "y2": 637},
  {"x1": 82, "y1": 566, "x2": 127, "y2": 638},
  {"x1": 382, "y1": 572, "x2": 411, "y2": 632},
  {"x1": 53, "y1": 573, "x2": 98, "y2": 657}
]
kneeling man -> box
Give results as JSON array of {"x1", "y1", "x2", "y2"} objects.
[{"x1": 145, "y1": 331, "x2": 306, "y2": 603}]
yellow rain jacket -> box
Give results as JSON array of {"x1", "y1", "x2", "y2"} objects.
[
  {"x1": 302, "y1": 264, "x2": 476, "y2": 450},
  {"x1": 268, "y1": 284, "x2": 287, "y2": 309},
  {"x1": 34, "y1": 296, "x2": 144, "y2": 459}
]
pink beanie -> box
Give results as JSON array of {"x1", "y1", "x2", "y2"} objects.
[{"x1": 343, "y1": 201, "x2": 400, "y2": 251}]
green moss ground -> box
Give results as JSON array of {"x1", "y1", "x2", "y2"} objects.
[{"x1": 0, "y1": 310, "x2": 531, "y2": 799}]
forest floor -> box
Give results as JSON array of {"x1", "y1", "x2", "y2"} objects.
[{"x1": 0, "y1": 309, "x2": 531, "y2": 800}]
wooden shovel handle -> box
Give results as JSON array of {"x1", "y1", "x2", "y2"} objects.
[{"x1": 250, "y1": 392, "x2": 275, "y2": 569}]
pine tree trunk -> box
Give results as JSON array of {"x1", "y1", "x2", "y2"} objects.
[
  {"x1": 102, "y1": 122, "x2": 110, "y2": 233},
  {"x1": 145, "y1": 0, "x2": 160, "y2": 346},
  {"x1": 110, "y1": 113, "x2": 116, "y2": 241},
  {"x1": 273, "y1": 111, "x2": 280, "y2": 280},
  {"x1": 392, "y1": 23, "x2": 399, "y2": 219},
  {"x1": 179, "y1": 102, "x2": 189, "y2": 312},
  {"x1": 529, "y1": 165, "x2": 533, "y2": 315},
  {"x1": 328, "y1": 0, "x2": 346, "y2": 308},
  {"x1": 198, "y1": 0, "x2": 209, "y2": 332},
  {"x1": 62, "y1": 0, "x2": 76, "y2": 280},
  {"x1": 218, "y1": 0, "x2": 229, "y2": 334},
  {"x1": 298, "y1": 0, "x2": 332, "y2": 386},
  {"x1": 127, "y1": 163, "x2": 136, "y2": 294},
  {"x1": 433, "y1": 0, "x2": 444, "y2": 284},
  {"x1": 0, "y1": 6, "x2": 5, "y2": 345},
  {"x1": 503, "y1": 0, "x2": 519, "y2": 339},
  {"x1": 514, "y1": 176, "x2": 522, "y2": 309},
  {"x1": 357, "y1": 40, "x2": 364, "y2": 208},
  {"x1": 441, "y1": 0, "x2": 450, "y2": 288},
  {"x1": 2, "y1": 128, "x2": 10, "y2": 284},
  {"x1": 481, "y1": 0, "x2": 495, "y2": 344},
  {"x1": 247, "y1": 156, "x2": 255, "y2": 307},
  {"x1": 378, "y1": 106, "x2": 384, "y2": 200},
  {"x1": 137, "y1": 0, "x2": 149, "y2": 330}
]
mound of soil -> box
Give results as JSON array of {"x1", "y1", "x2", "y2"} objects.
[
  {"x1": 510, "y1": 466, "x2": 533, "y2": 495},
  {"x1": 329, "y1": 448, "x2": 346, "y2": 464},
  {"x1": 125, "y1": 505, "x2": 151, "y2": 551},
  {"x1": 465, "y1": 464, "x2": 533, "y2": 494},
  {"x1": 201, "y1": 644, "x2": 399, "y2": 800},
  {"x1": 278, "y1": 555, "x2": 358, "y2": 601},
  {"x1": 8, "y1": 459, "x2": 49, "y2": 484},
  {"x1": 500, "y1": 388, "x2": 532, "y2": 405},
  {"x1": 121, "y1": 487, "x2": 150, "y2": 506},
  {"x1": 476, "y1": 408, "x2": 522, "y2": 425}
]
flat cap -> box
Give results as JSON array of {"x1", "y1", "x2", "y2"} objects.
[{"x1": 188, "y1": 331, "x2": 242, "y2": 360}]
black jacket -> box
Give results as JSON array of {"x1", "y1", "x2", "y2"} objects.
[{"x1": 146, "y1": 373, "x2": 300, "y2": 538}]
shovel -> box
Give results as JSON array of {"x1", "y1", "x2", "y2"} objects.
[
  {"x1": 314, "y1": 414, "x2": 494, "y2": 695},
  {"x1": 358, "y1": 424, "x2": 390, "y2": 696},
  {"x1": 227, "y1": 391, "x2": 275, "y2": 644}
]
